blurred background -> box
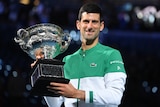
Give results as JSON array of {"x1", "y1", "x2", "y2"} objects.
[{"x1": 0, "y1": 0, "x2": 160, "y2": 107}]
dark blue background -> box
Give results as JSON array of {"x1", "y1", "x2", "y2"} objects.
[{"x1": 0, "y1": 0, "x2": 160, "y2": 107}]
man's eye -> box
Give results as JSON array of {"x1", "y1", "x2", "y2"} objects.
[
  {"x1": 92, "y1": 20, "x2": 98, "y2": 23},
  {"x1": 83, "y1": 20, "x2": 89, "y2": 23}
]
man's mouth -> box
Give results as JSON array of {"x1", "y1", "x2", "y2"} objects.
[{"x1": 86, "y1": 30, "x2": 94, "y2": 34}]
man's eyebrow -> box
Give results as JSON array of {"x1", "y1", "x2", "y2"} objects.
[
  {"x1": 92, "y1": 20, "x2": 99, "y2": 22},
  {"x1": 82, "y1": 19, "x2": 99, "y2": 22}
]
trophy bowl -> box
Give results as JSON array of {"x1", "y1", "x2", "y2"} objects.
[{"x1": 14, "y1": 23, "x2": 71, "y2": 96}]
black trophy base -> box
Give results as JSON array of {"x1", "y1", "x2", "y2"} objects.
[
  {"x1": 30, "y1": 59, "x2": 70, "y2": 97},
  {"x1": 30, "y1": 76, "x2": 70, "y2": 97}
]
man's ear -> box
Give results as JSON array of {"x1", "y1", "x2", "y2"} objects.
[
  {"x1": 76, "y1": 20, "x2": 80, "y2": 30},
  {"x1": 100, "y1": 21, "x2": 104, "y2": 31}
]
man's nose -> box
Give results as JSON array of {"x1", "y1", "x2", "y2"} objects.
[{"x1": 87, "y1": 21, "x2": 93, "y2": 28}]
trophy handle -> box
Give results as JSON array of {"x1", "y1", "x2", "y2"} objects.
[
  {"x1": 17, "y1": 28, "x2": 29, "y2": 39},
  {"x1": 14, "y1": 29, "x2": 29, "y2": 50}
]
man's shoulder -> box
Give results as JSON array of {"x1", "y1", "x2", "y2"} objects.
[{"x1": 98, "y1": 43, "x2": 119, "y2": 53}]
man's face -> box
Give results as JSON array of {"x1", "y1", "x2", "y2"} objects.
[{"x1": 76, "y1": 12, "x2": 104, "y2": 44}]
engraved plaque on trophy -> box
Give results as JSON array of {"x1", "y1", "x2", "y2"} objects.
[{"x1": 14, "y1": 23, "x2": 71, "y2": 96}]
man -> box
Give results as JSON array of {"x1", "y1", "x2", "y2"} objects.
[{"x1": 40, "y1": 3, "x2": 126, "y2": 107}]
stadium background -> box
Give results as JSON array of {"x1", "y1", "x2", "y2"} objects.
[{"x1": 0, "y1": 0, "x2": 160, "y2": 107}]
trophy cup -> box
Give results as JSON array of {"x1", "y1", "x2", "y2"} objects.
[{"x1": 14, "y1": 23, "x2": 71, "y2": 96}]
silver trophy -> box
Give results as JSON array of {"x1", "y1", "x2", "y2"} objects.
[{"x1": 14, "y1": 23, "x2": 71, "y2": 96}]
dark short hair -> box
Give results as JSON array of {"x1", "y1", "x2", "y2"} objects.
[{"x1": 78, "y1": 3, "x2": 104, "y2": 22}]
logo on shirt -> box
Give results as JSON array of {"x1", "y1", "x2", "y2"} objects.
[
  {"x1": 90, "y1": 63, "x2": 97, "y2": 67},
  {"x1": 110, "y1": 60, "x2": 124, "y2": 64},
  {"x1": 117, "y1": 66, "x2": 121, "y2": 70}
]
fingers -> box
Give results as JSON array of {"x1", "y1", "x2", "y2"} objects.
[
  {"x1": 47, "y1": 82, "x2": 68, "y2": 95},
  {"x1": 50, "y1": 82, "x2": 64, "y2": 86},
  {"x1": 48, "y1": 82, "x2": 65, "y2": 91},
  {"x1": 31, "y1": 61, "x2": 37, "y2": 68},
  {"x1": 47, "y1": 87, "x2": 59, "y2": 94},
  {"x1": 47, "y1": 85, "x2": 63, "y2": 96},
  {"x1": 47, "y1": 82, "x2": 61, "y2": 91}
]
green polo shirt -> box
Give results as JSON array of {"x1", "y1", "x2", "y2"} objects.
[{"x1": 63, "y1": 43, "x2": 125, "y2": 79}]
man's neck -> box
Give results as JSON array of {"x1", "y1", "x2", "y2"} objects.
[{"x1": 81, "y1": 41, "x2": 98, "y2": 51}]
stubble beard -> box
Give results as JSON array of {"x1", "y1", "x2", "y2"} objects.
[{"x1": 85, "y1": 36, "x2": 98, "y2": 45}]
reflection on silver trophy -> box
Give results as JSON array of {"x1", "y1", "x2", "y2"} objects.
[{"x1": 14, "y1": 23, "x2": 71, "y2": 96}]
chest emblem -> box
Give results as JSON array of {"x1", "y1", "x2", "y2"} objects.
[
  {"x1": 117, "y1": 66, "x2": 121, "y2": 70},
  {"x1": 90, "y1": 63, "x2": 97, "y2": 67}
]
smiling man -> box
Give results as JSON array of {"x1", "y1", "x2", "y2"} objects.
[{"x1": 43, "y1": 2, "x2": 127, "y2": 107}]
